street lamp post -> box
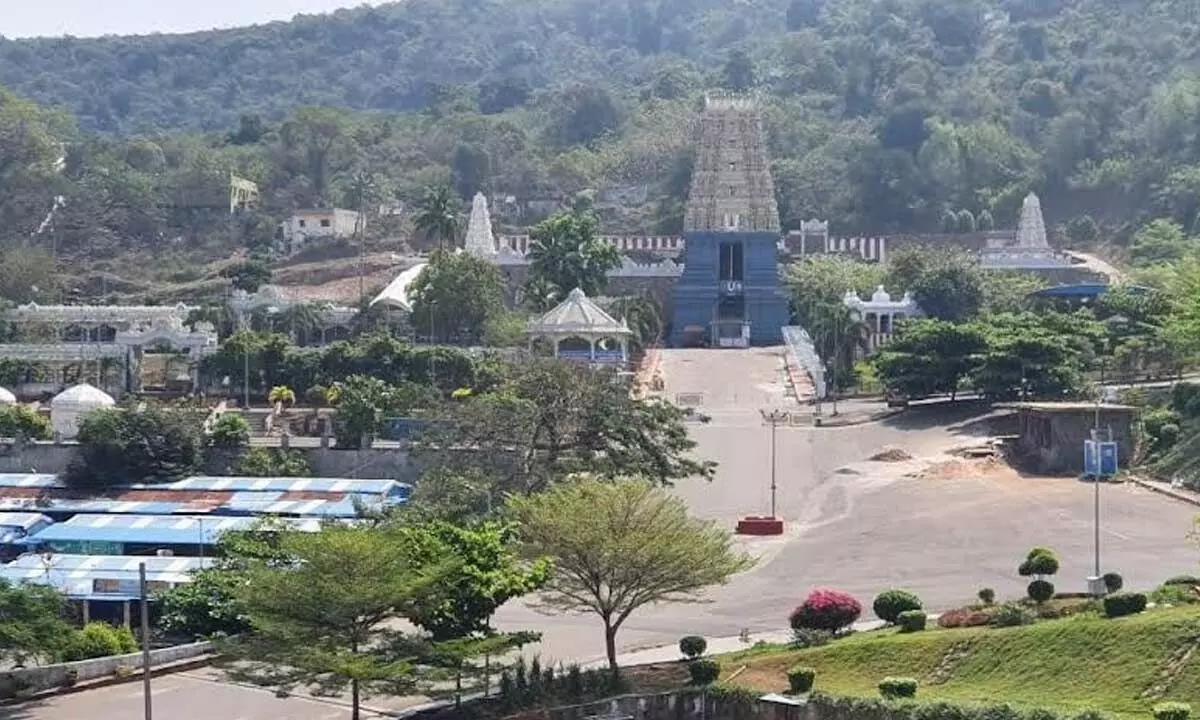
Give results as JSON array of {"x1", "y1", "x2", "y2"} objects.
[{"x1": 760, "y1": 409, "x2": 790, "y2": 519}]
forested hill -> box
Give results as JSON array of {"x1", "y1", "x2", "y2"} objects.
[{"x1": 3, "y1": 0, "x2": 1200, "y2": 259}]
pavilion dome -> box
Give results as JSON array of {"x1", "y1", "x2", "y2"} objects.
[
  {"x1": 870, "y1": 285, "x2": 892, "y2": 303},
  {"x1": 51, "y1": 384, "x2": 116, "y2": 440},
  {"x1": 0, "y1": 387, "x2": 16, "y2": 405}
]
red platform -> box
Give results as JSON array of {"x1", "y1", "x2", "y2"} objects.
[{"x1": 736, "y1": 516, "x2": 784, "y2": 536}]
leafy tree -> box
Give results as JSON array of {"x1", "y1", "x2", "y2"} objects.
[
  {"x1": 885, "y1": 247, "x2": 984, "y2": 322},
  {"x1": 413, "y1": 185, "x2": 461, "y2": 250},
  {"x1": 873, "y1": 320, "x2": 987, "y2": 400},
  {"x1": 409, "y1": 250, "x2": 507, "y2": 343},
  {"x1": 508, "y1": 477, "x2": 754, "y2": 673},
  {"x1": 722, "y1": 49, "x2": 757, "y2": 92},
  {"x1": 66, "y1": 403, "x2": 202, "y2": 488},
  {"x1": 524, "y1": 211, "x2": 620, "y2": 310},
  {"x1": 970, "y1": 314, "x2": 1088, "y2": 400},
  {"x1": 268, "y1": 385, "x2": 296, "y2": 407},
  {"x1": 331, "y1": 375, "x2": 437, "y2": 449},
  {"x1": 0, "y1": 579, "x2": 72, "y2": 666},
  {"x1": 422, "y1": 359, "x2": 714, "y2": 499},
  {"x1": 159, "y1": 568, "x2": 253, "y2": 639},
  {"x1": 549, "y1": 85, "x2": 623, "y2": 148},
  {"x1": 220, "y1": 526, "x2": 448, "y2": 719},
  {"x1": 0, "y1": 404, "x2": 52, "y2": 441},
  {"x1": 221, "y1": 261, "x2": 272, "y2": 294},
  {"x1": 207, "y1": 412, "x2": 251, "y2": 449},
  {"x1": 232, "y1": 447, "x2": 312, "y2": 477},
  {"x1": 1132, "y1": 219, "x2": 1192, "y2": 266}
]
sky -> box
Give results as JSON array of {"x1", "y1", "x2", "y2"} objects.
[{"x1": 1, "y1": 1, "x2": 380, "y2": 39}]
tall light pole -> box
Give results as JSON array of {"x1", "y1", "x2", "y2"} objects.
[
  {"x1": 760, "y1": 409, "x2": 789, "y2": 518},
  {"x1": 139, "y1": 562, "x2": 153, "y2": 720}
]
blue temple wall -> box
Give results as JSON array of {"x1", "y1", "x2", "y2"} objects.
[{"x1": 670, "y1": 231, "x2": 791, "y2": 346}]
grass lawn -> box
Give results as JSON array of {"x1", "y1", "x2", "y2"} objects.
[{"x1": 722, "y1": 607, "x2": 1200, "y2": 719}]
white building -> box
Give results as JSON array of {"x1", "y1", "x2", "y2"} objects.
[
  {"x1": 279, "y1": 209, "x2": 361, "y2": 254},
  {"x1": 843, "y1": 286, "x2": 924, "y2": 354},
  {"x1": 50, "y1": 384, "x2": 116, "y2": 440}
]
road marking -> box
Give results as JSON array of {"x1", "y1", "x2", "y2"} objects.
[{"x1": 1103, "y1": 528, "x2": 1132, "y2": 541}]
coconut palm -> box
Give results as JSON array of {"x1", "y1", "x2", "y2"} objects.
[
  {"x1": 268, "y1": 385, "x2": 296, "y2": 408},
  {"x1": 276, "y1": 302, "x2": 326, "y2": 346},
  {"x1": 413, "y1": 185, "x2": 461, "y2": 251}
]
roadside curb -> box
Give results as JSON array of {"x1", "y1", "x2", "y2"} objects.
[
  {"x1": 816, "y1": 409, "x2": 904, "y2": 428},
  {"x1": 3, "y1": 654, "x2": 218, "y2": 706},
  {"x1": 1130, "y1": 479, "x2": 1200, "y2": 508}
]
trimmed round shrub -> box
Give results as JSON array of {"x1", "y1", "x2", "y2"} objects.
[
  {"x1": 1103, "y1": 573, "x2": 1124, "y2": 594},
  {"x1": 897, "y1": 610, "x2": 927, "y2": 633},
  {"x1": 679, "y1": 635, "x2": 707, "y2": 660},
  {"x1": 1153, "y1": 702, "x2": 1192, "y2": 720},
  {"x1": 1103, "y1": 592, "x2": 1148, "y2": 618},
  {"x1": 1027, "y1": 580, "x2": 1056, "y2": 604},
  {"x1": 873, "y1": 589, "x2": 923, "y2": 624},
  {"x1": 790, "y1": 589, "x2": 862, "y2": 633},
  {"x1": 787, "y1": 665, "x2": 816, "y2": 694},
  {"x1": 878, "y1": 677, "x2": 918, "y2": 699},
  {"x1": 977, "y1": 588, "x2": 996, "y2": 605},
  {"x1": 688, "y1": 659, "x2": 720, "y2": 686},
  {"x1": 1019, "y1": 548, "x2": 1060, "y2": 577}
]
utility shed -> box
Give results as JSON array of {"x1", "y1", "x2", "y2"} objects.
[{"x1": 1005, "y1": 402, "x2": 1138, "y2": 475}]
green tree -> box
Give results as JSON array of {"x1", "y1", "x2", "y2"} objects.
[
  {"x1": 221, "y1": 261, "x2": 272, "y2": 294},
  {"x1": 331, "y1": 375, "x2": 437, "y2": 449},
  {"x1": 1132, "y1": 219, "x2": 1192, "y2": 266},
  {"x1": 232, "y1": 447, "x2": 312, "y2": 477},
  {"x1": 970, "y1": 314, "x2": 1087, "y2": 400},
  {"x1": 722, "y1": 49, "x2": 757, "y2": 91},
  {"x1": 0, "y1": 579, "x2": 72, "y2": 666},
  {"x1": 885, "y1": 247, "x2": 984, "y2": 322},
  {"x1": 207, "y1": 412, "x2": 251, "y2": 450},
  {"x1": 66, "y1": 404, "x2": 203, "y2": 488},
  {"x1": 0, "y1": 404, "x2": 52, "y2": 440},
  {"x1": 221, "y1": 526, "x2": 446, "y2": 719},
  {"x1": 409, "y1": 250, "x2": 507, "y2": 343},
  {"x1": 159, "y1": 568, "x2": 253, "y2": 639},
  {"x1": 524, "y1": 211, "x2": 620, "y2": 310},
  {"x1": 509, "y1": 477, "x2": 755, "y2": 673},
  {"x1": 413, "y1": 185, "x2": 461, "y2": 250},
  {"x1": 873, "y1": 320, "x2": 987, "y2": 400},
  {"x1": 423, "y1": 359, "x2": 714, "y2": 499}
]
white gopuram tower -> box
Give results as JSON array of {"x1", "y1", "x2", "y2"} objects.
[
  {"x1": 464, "y1": 192, "x2": 497, "y2": 257},
  {"x1": 1016, "y1": 193, "x2": 1049, "y2": 250}
]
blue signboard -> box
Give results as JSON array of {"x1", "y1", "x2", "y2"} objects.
[{"x1": 1084, "y1": 440, "x2": 1119, "y2": 478}]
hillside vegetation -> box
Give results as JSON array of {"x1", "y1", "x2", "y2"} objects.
[
  {"x1": 729, "y1": 607, "x2": 1200, "y2": 719},
  {"x1": 4, "y1": 0, "x2": 1200, "y2": 295}
]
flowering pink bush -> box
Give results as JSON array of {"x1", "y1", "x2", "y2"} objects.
[{"x1": 789, "y1": 589, "x2": 862, "y2": 632}]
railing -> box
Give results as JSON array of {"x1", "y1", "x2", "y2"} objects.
[{"x1": 782, "y1": 326, "x2": 826, "y2": 400}]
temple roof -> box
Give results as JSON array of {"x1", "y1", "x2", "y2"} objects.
[{"x1": 527, "y1": 288, "x2": 631, "y2": 337}]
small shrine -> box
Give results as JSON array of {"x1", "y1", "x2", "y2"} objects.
[
  {"x1": 526, "y1": 288, "x2": 633, "y2": 365},
  {"x1": 843, "y1": 286, "x2": 923, "y2": 354}
]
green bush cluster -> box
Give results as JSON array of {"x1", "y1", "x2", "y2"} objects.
[
  {"x1": 1103, "y1": 592, "x2": 1148, "y2": 618},
  {"x1": 679, "y1": 635, "x2": 707, "y2": 660},
  {"x1": 787, "y1": 665, "x2": 816, "y2": 694},
  {"x1": 879, "y1": 677, "x2": 918, "y2": 699},
  {"x1": 791, "y1": 627, "x2": 833, "y2": 649},
  {"x1": 1153, "y1": 702, "x2": 1192, "y2": 720},
  {"x1": 991, "y1": 603, "x2": 1037, "y2": 627},
  {"x1": 497, "y1": 656, "x2": 625, "y2": 711},
  {"x1": 808, "y1": 694, "x2": 1114, "y2": 720},
  {"x1": 688, "y1": 659, "x2": 720, "y2": 686},
  {"x1": 1019, "y1": 548, "x2": 1060, "y2": 578},
  {"x1": 977, "y1": 588, "x2": 996, "y2": 605},
  {"x1": 897, "y1": 610, "x2": 927, "y2": 633},
  {"x1": 59, "y1": 623, "x2": 139, "y2": 662},
  {"x1": 1102, "y1": 572, "x2": 1124, "y2": 594},
  {"x1": 873, "y1": 590, "x2": 923, "y2": 624}
]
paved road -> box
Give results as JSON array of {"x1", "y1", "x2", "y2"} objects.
[
  {"x1": 493, "y1": 347, "x2": 1200, "y2": 665},
  {"x1": 8, "y1": 670, "x2": 409, "y2": 720}
]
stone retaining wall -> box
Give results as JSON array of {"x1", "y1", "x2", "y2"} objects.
[{"x1": 0, "y1": 641, "x2": 212, "y2": 699}]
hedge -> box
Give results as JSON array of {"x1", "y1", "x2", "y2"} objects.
[
  {"x1": 897, "y1": 610, "x2": 927, "y2": 633},
  {"x1": 1103, "y1": 592, "x2": 1148, "y2": 618},
  {"x1": 787, "y1": 665, "x2": 816, "y2": 694},
  {"x1": 879, "y1": 677, "x2": 918, "y2": 699}
]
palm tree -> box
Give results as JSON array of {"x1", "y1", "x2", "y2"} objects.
[
  {"x1": 413, "y1": 185, "x2": 462, "y2": 251},
  {"x1": 277, "y1": 302, "x2": 326, "y2": 346},
  {"x1": 348, "y1": 170, "x2": 380, "y2": 305},
  {"x1": 268, "y1": 385, "x2": 296, "y2": 411}
]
